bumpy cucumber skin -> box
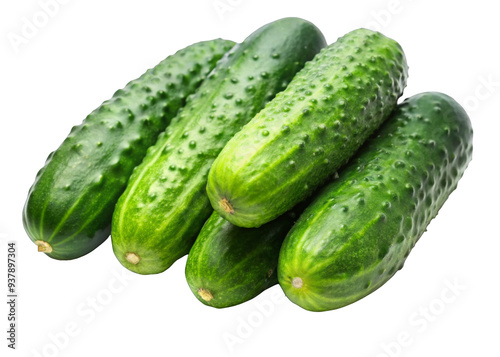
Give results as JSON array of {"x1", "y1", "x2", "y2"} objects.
[
  {"x1": 111, "y1": 18, "x2": 326, "y2": 275},
  {"x1": 185, "y1": 209, "x2": 299, "y2": 308},
  {"x1": 207, "y1": 28, "x2": 409, "y2": 228},
  {"x1": 22, "y1": 39, "x2": 235, "y2": 260},
  {"x1": 278, "y1": 92, "x2": 473, "y2": 312}
]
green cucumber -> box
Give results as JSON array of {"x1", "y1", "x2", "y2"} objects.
[
  {"x1": 22, "y1": 39, "x2": 235, "y2": 260},
  {"x1": 278, "y1": 92, "x2": 473, "y2": 311},
  {"x1": 111, "y1": 18, "x2": 326, "y2": 274},
  {"x1": 185, "y1": 209, "x2": 300, "y2": 308},
  {"x1": 207, "y1": 28, "x2": 408, "y2": 228}
]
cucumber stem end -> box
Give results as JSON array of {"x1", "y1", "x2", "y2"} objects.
[
  {"x1": 197, "y1": 288, "x2": 214, "y2": 301},
  {"x1": 219, "y1": 198, "x2": 234, "y2": 214},
  {"x1": 35, "y1": 240, "x2": 53, "y2": 253},
  {"x1": 292, "y1": 277, "x2": 303, "y2": 289},
  {"x1": 126, "y1": 252, "x2": 140, "y2": 265}
]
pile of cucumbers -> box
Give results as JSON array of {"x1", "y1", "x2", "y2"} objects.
[{"x1": 23, "y1": 17, "x2": 473, "y2": 312}]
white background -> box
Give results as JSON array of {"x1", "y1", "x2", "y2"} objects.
[{"x1": 1, "y1": 0, "x2": 498, "y2": 356}]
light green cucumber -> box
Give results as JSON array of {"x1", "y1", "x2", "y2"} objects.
[
  {"x1": 185, "y1": 209, "x2": 300, "y2": 308},
  {"x1": 22, "y1": 39, "x2": 234, "y2": 260},
  {"x1": 278, "y1": 92, "x2": 473, "y2": 311},
  {"x1": 207, "y1": 28, "x2": 408, "y2": 228},
  {"x1": 111, "y1": 18, "x2": 326, "y2": 274}
]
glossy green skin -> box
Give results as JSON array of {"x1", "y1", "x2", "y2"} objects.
[
  {"x1": 185, "y1": 209, "x2": 300, "y2": 308},
  {"x1": 22, "y1": 39, "x2": 234, "y2": 260},
  {"x1": 207, "y1": 28, "x2": 409, "y2": 228},
  {"x1": 278, "y1": 92, "x2": 473, "y2": 311},
  {"x1": 111, "y1": 18, "x2": 326, "y2": 274}
]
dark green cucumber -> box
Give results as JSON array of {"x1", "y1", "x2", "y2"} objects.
[
  {"x1": 278, "y1": 92, "x2": 473, "y2": 312},
  {"x1": 22, "y1": 39, "x2": 234, "y2": 260},
  {"x1": 207, "y1": 28, "x2": 408, "y2": 228},
  {"x1": 185, "y1": 209, "x2": 300, "y2": 308},
  {"x1": 111, "y1": 18, "x2": 326, "y2": 274}
]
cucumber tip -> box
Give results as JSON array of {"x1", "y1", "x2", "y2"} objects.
[
  {"x1": 35, "y1": 240, "x2": 53, "y2": 253},
  {"x1": 125, "y1": 252, "x2": 140, "y2": 265},
  {"x1": 219, "y1": 198, "x2": 234, "y2": 214},
  {"x1": 197, "y1": 288, "x2": 214, "y2": 302},
  {"x1": 292, "y1": 277, "x2": 303, "y2": 289}
]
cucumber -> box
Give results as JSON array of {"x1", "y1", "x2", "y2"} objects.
[
  {"x1": 111, "y1": 18, "x2": 326, "y2": 274},
  {"x1": 278, "y1": 92, "x2": 473, "y2": 311},
  {"x1": 185, "y1": 209, "x2": 300, "y2": 308},
  {"x1": 22, "y1": 39, "x2": 235, "y2": 260},
  {"x1": 207, "y1": 28, "x2": 408, "y2": 228}
]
